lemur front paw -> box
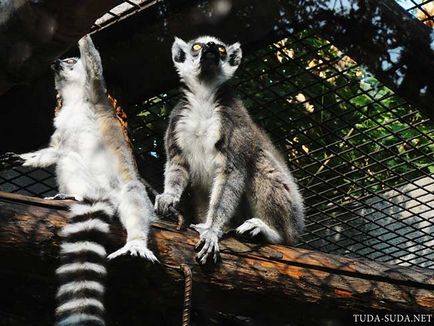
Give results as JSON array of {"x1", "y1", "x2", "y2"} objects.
[
  {"x1": 154, "y1": 193, "x2": 179, "y2": 218},
  {"x1": 107, "y1": 239, "x2": 158, "y2": 263},
  {"x1": 190, "y1": 223, "x2": 221, "y2": 264},
  {"x1": 19, "y1": 152, "x2": 41, "y2": 167},
  {"x1": 0, "y1": 152, "x2": 24, "y2": 167},
  {"x1": 78, "y1": 34, "x2": 92, "y2": 48}
]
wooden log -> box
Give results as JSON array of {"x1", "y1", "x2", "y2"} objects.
[{"x1": 0, "y1": 191, "x2": 433, "y2": 325}]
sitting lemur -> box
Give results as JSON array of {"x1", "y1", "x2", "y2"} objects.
[
  {"x1": 4, "y1": 35, "x2": 157, "y2": 326},
  {"x1": 155, "y1": 36, "x2": 305, "y2": 264}
]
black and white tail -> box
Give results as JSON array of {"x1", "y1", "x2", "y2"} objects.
[{"x1": 56, "y1": 201, "x2": 113, "y2": 326}]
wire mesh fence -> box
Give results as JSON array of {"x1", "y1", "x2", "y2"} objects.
[
  {"x1": 1, "y1": 1, "x2": 433, "y2": 270},
  {"x1": 128, "y1": 28, "x2": 434, "y2": 269},
  {"x1": 401, "y1": 0, "x2": 434, "y2": 26}
]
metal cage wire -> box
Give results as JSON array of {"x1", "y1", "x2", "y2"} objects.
[{"x1": 1, "y1": 0, "x2": 433, "y2": 269}]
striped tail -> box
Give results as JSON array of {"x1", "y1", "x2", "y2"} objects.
[{"x1": 56, "y1": 201, "x2": 113, "y2": 326}]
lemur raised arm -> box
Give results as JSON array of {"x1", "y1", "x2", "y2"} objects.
[
  {"x1": 7, "y1": 35, "x2": 157, "y2": 326},
  {"x1": 78, "y1": 35, "x2": 107, "y2": 104},
  {"x1": 155, "y1": 36, "x2": 305, "y2": 264}
]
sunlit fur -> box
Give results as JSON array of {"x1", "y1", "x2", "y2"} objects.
[
  {"x1": 18, "y1": 35, "x2": 157, "y2": 325},
  {"x1": 54, "y1": 58, "x2": 86, "y2": 92},
  {"x1": 156, "y1": 36, "x2": 305, "y2": 265}
]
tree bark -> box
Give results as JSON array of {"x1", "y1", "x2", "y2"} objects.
[{"x1": 0, "y1": 191, "x2": 433, "y2": 325}]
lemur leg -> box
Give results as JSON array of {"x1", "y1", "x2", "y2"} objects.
[
  {"x1": 108, "y1": 180, "x2": 158, "y2": 262},
  {"x1": 237, "y1": 155, "x2": 303, "y2": 244},
  {"x1": 155, "y1": 157, "x2": 189, "y2": 218},
  {"x1": 191, "y1": 164, "x2": 246, "y2": 264}
]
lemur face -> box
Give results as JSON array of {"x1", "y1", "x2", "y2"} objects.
[
  {"x1": 172, "y1": 36, "x2": 242, "y2": 86},
  {"x1": 51, "y1": 57, "x2": 86, "y2": 90}
]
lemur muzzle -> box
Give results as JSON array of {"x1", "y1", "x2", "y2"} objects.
[
  {"x1": 202, "y1": 42, "x2": 220, "y2": 61},
  {"x1": 51, "y1": 59, "x2": 62, "y2": 71}
]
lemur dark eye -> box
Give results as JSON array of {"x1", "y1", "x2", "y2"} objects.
[
  {"x1": 192, "y1": 43, "x2": 202, "y2": 51},
  {"x1": 218, "y1": 46, "x2": 226, "y2": 54}
]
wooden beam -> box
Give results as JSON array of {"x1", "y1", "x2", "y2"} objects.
[{"x1": 0, "y1": 191, "x2": 433, "y2": 325}]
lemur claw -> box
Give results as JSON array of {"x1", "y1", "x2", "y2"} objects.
[
  {"x1": 191, "y1": 223, "x2": 220, "y2": 264},
  {"x1": 0, "y1": 152, "x2": 24, "y2": 167},
  {"x1": 107, "y1": 239, "x2": 159, "y2": 263}
]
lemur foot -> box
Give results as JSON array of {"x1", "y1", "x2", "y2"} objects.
[
  {"x1": 0, "y1": 152, "x2": 24, "y2": 167},
  {"x1": 236, "y1": 218, "x2": 282, "y2": 243},
  {"x1": 236, "y1": 219, "x2": 262, "y2": 237},
  {"x1": 190, "y1": 223, "x2": 220, "y2": 264},
  {"x1": 154, "y1": 193, "x2": 179, "y2": 218},
  {"x1": 107, "y1": 239, "x2": 158, "y2": 263},
  {"x1": 44, "y1": 193, "x2": 78, "y2": 201}
]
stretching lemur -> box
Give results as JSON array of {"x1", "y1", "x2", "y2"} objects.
[
  {"x1": 155, "y1": 36, "x2": 305, "y2": 264},
  {"x1": 10, "y1": 35, "x2": 157, "y2": 325}
]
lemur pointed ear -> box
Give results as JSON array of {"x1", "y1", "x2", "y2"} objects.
[
  {"x1": 227, "y1": 42, "x2": 242, "y2": 67},
  {"x1": 172, "y1": 37, "x2": 188, "y2": 63}
]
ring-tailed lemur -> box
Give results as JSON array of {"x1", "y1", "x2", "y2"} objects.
[
  {"x1": 155, "y1": 36, "x2": 305, "y2": 264},
  {"x1": 10, "y1": 35, "x2": 157, "y2": 325}
]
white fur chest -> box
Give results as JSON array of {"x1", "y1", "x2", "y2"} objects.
[
  {"x1": 54, "y1": 101, "x2": 119, "y2": 193},
  {"x1": 175, "y1": 98, "x2": 221, "y2": 186},
  {"x1": 54, "y1": 102, "x2": 103, "y2": 156},
  {"x1": 55, "y1": 102, "x2": 91, "y2": 129}
]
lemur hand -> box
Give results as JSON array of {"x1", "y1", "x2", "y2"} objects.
[
  {"x1": 191, "y1": 223, "x2": 222, "y2": 264},
  {"x1": 154, "y1": 193, "x2": 179, "y2": 218},
  {"x1": 78, "y1": 34, "x2": 92, "y2": 48},
  {"x1": 0, "y1": 152, "x2": 24, "y2": 168},
  {"x1": 19, "y1": 149, "x2": 52, "y2": 167}
]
